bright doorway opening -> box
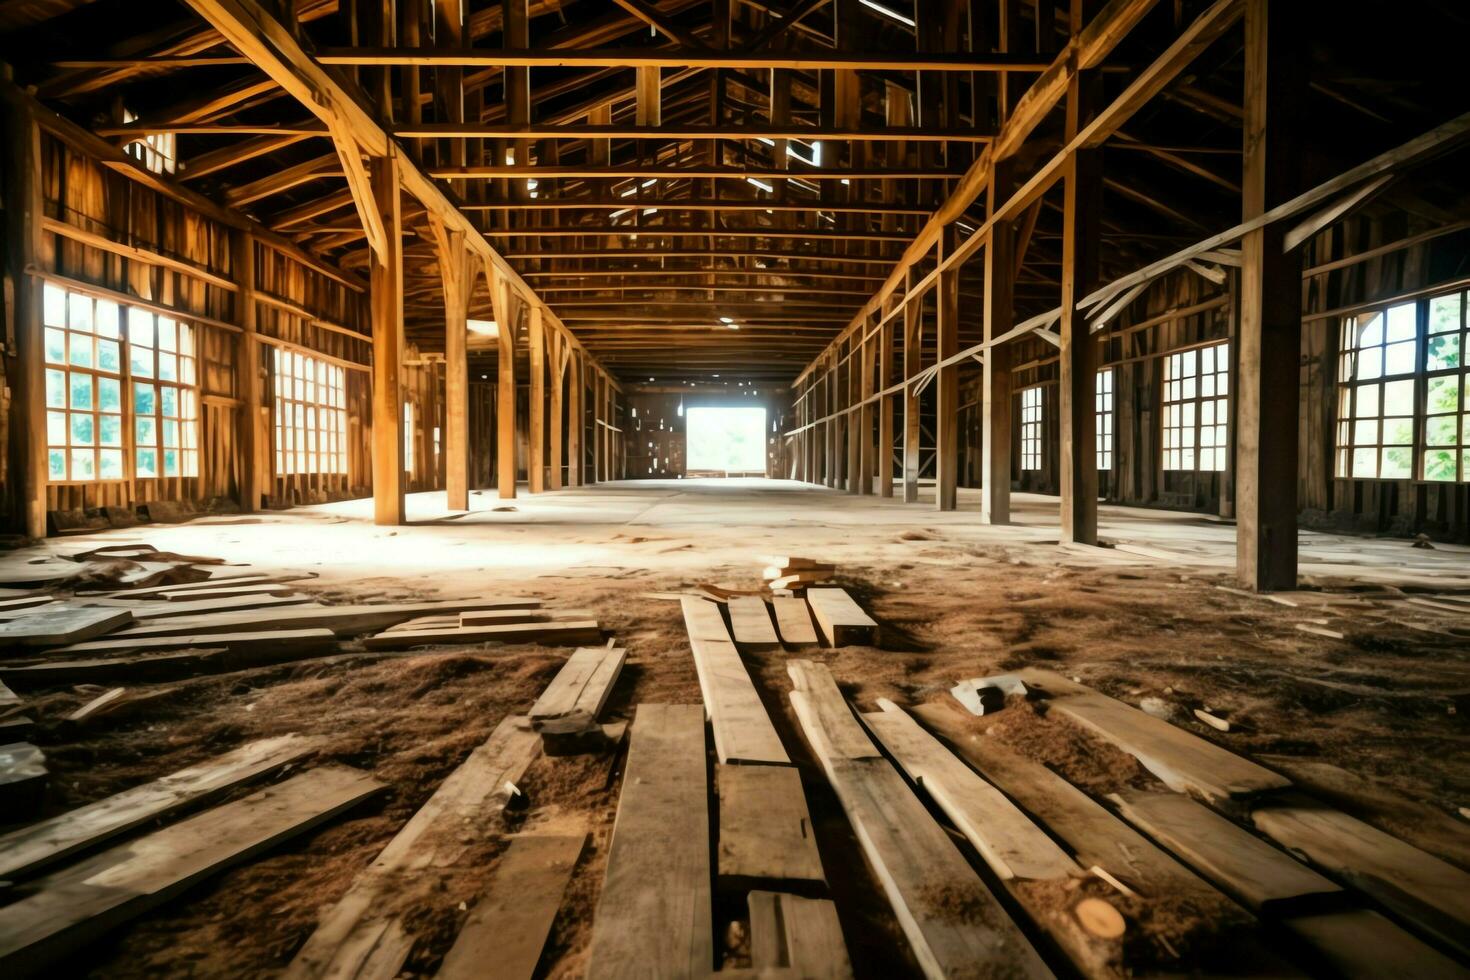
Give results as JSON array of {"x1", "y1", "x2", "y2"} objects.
[{"x1": 685, "y1": 406, "x2": 767, "y2": 475}]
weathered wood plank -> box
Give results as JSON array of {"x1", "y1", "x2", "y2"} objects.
[
  {"x1": 0, "y1": 733, "x2": 324, "y2": 881},
  {"x1": 771, "y1": 597, "x2": 819, "y2": 647},
  {"x1": 101, "y1": 593, "x2": 312, "y2": 619},
  {"x1": 437, "y1": 833, "x2": 586, "y2": 980},
  {"x1": 101, "y1": 598, "x2": 544, "y2": 639},
  {"x1": 1284, "y1": 909, "x2": 1468, "y2": 980},
  {"x1": 787, "y1": 662, "x2": 1049, "y2": 979},
  {"x1": 0, "y1": 605, "x2": 133, "y2": 646},
  {"x1": 362, "y1": 619, "x2": 602, "y2": 649},
  {"x1": 1253, "y1": 792, "x2": 1470, "y2": 956},
  {"x1": 285, "y1": 716, "x2": 541, "y2": 979},
  {"x1": 44, "y1": 628, "x2": 336, "y2": 658},
  {"x1": 681, "y1": 597, "x2": 789, "y2": 765},
  {"x1": 727, "y1": 596, "x2": 781, "y2": 651},
  {"x1": 586, "y1": 704, "x2": 713, "y2": 979},
  {"x1": 528, "y1": 647, "x2": 625, "y2": 733},
  {"x1": 803, "y1": 589, "x2": 877, "y2": 647},
  {"x1": 717, "y1": 764, "x2": 824, "y2": 887},
  {"x1": 1014, "y1": 669, "x2": 1290, "y2": 802},
  {"x1": 1108, "y1": 789, "x2": 1339, "y2": 912},
  {"x1": 0, "y1": 765, "x2": 383, "y2": 976},
  {"x1": 748, "y1": 890, "x2": 852, "y2": 980}
]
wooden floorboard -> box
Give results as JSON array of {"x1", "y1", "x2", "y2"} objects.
[
  {"x1": 681, "y1": 597, "x2": 789, "y2": 765},
  {"x1": 727, "y1": 596, "x2": 780, "y2": 651},
  {"x1": 717, "y1": 764, "x2": 825, "y2": 887},
  {"x1": 749, "y1": 890, "x2": 852, "y2": 979}
]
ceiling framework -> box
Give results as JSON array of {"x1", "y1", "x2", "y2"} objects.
[{"x1": 1, "y1": 0, "x2": 1463, "y2": 387}]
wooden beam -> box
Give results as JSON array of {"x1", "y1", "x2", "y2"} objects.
[
  {"x1": 982, "y1": 166, "x2": 1014, "y2": 525},
  {"x1": 609, "y1": 0, "x2": 706, "y2": 47},
  {"x1": 549, "y1": 332, "x2": 565, "y2": 490},
  {"x1": 369, "y1": 153, "x2": 405, "y2": 525},
  {"x1": 528, "y1": 306, "x2": 546, "y2": 493},
  {"x1": 935, "y1": 228, "x2": 960, "y2": 512},
  {"x1": 316, "y1": 47, "x2": 1050, "y2": 71},
  {"x1": 432, "y1": 224, "x2": 471, "y2": 511},
  {"x1": 391, "y1": 123, "x2": 992, "y2": 142},
  {"x1": 490, "y1": 263, "x2": 517, "y2": 499},
  {"x1": 568, "y1": 351, "x2": 584, "y2": 486},
  {"x1": 430, "y1": 165, "x2": 964, "y2": 180},
  {"x1": 3, "y1": 102, "x2": 46, "y2": 538},
  {"x1": 901, "y1": 268, "x2": 921, "y2": 503},
  {"x1": 233, "y1": 231, "x2": 264, "y2": 512}
]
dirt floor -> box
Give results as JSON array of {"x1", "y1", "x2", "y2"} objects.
[{"x1": 4, "y1": 479, "x2": 1469, "y2": 978}]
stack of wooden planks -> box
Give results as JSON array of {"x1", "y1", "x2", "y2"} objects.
[
  {"x1": 527, "y1": 644, "x2": 626, "y2": 753},
  {"x1": 761, "y1": 555, "x2": 837, "y2": 593}
]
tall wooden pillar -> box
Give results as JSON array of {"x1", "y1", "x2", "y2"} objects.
[
  {"x1": 592, "y1": 371, "x2": 603, "y2": 483},
  {"x1": 935, "y1": 227, "x2": 960, "y2": 511},
  {"x1": 549, "y1": 332, "x2": 564, "y2": 490},
  {"x1": 231, "y1": 230, "x2": 265, "y2": 513},
  {"x1": 567, "y1": 350, "x2": 583, "y2": 486},
  {"x1": 824, "y1": 364, "x2": 837, "y2": 488},
  {"x1": 4, "y1": 103, "x2": 47, "y2": 538},
  {"x1": 902, "y1": 269, "x2": 922, "y2": 503},
  {"x1": 491, "y1": 268, "x2": 516, "y2": 499},
  {"x1": 527, "y1": 306, "x2": 545, "y2": 493},
  {"x1": 858, "y1": 321, "x2": 876, "y2": 495},
  {"x1": 1059, "y1": 72, "x2": 1102, "y2": 545},
  {"x1": 878, "y1": 303, "x2": 895, "y2": 498},
  {"x1": 981, "y1": 169, "x2": 1014, "y2": 525},
  {"x1": 369, "y1": 152, "x2": 405, "y2": 525},
  {"x1": 1237, "y1": 0, "x2": 1306, "y2": 590},
  {"x1": 440, "y1": 233, "x2": 470, "y2": 511}
]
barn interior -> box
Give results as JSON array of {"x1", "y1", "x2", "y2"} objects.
[{"x1": 0, "y1": 1, "x2": 1467, "y2": 977}]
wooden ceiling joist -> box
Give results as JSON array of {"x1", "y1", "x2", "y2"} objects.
[{"x1": 315, "y1": 48, "x2": 1050, "y2": 72}]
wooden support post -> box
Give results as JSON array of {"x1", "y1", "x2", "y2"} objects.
[
  {"x1": 369, "y1": 151, "x2": 405, "y2": 525},
  {"x1": 3, "y1": 102, "x2": 46, "y2": 538},
  {"x1": 567, "y1": 351, "x2": 583, "y2": 486},
  {"x1": 902, "y1": 269, "x2": 922, "y2": 504},
  {"x1": 824, "y1": 364, "x2": 837, "y2": 488},
  {"x1": 528, "y1": 306, "x2": 545, "y2": 493},
  {"x1": 1059, "y1": 72, "x2": 1102, "y2": 545},
  {"x1": 858, "y1": 321, "x2": 876, "y2": 495},
  {"x1": 935, "y1": 227, "x2": 960, "y2": 512},
  {"x1": 491, "y1": 268, "x2": 517, "y2": 499},
  {"x1": 1237, "y1": 0, "x2": 1306, "y2": 591},
  {"x1": 549, "y1": 332, "x2": 565, "y2": 490},
  {"x1": 878, "y1": 303, "x2": 895, "y2": 498},
  {"x1": 232, "y1": 230, "x2": 264, "y2": 513},
  {"x1": 592, "y1": 371, "x2": 604, "y2": 483},
  {"x1": 846, "y1": 339, "x2": 861, "y2": 494},
  {"x1": 440, "y1": 232, "x2": 470, "y2": 511},
  {"x1": 981, "y1": 167, "x2": 1014, "y2": 525}
]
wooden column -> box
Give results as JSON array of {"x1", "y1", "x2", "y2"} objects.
[
  {"x1": 4, "y1": 102, "x2": 46, "y2": 537},
  {"x1": 490, "y1": 268, "x2": 517, "y2": 499},
  {"x1": 824, "y1": 363, "x2": 837, "y2": 488},
  {"x1": 231, "y1": 230, "x2": 265, "y2": 513},
  {"x1": 439, "y1": 232, "x2": 470, "y2": 511},
  {"x1": 591, "y1": 371, "x2": 603, "y2": 483},
  {"x1": 567, "y1": 350, "x2": 583, "y2": 486},
  {"x1": 902, "y1": 269, "x2": 922, "y2": 503},
  {"x1": 935, "y1": 227, "x2": 960, "y2": 511},
  {"x1": 1059, "y1": 73, "x2": 1102, "y2": 545},
  {"x1": 527, "y1": 306, "x2": 545, "y2": 493},
  {"x1": 1237, "y1": 0, "x2": 1306, "y2": 590},
  {"x1": 981, "y1": 167, "x2": 1015, "y2": 525},
  {"x1": 859, "y1": 321, "x2": 877, "y2": 495},
  {"x1": 369, "y1": 151, "x2": 405, "y2": 525},
  {"x1": 878, "y1": 302, "x2": 895, "y2": 498},
  {"x1": 846, "y1": 338, "x2": 861, "y2": 494},
  {"x1": 549, "y1": 332, "x2": 564, "y2": 490}
]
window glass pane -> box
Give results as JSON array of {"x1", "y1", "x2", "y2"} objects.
[
  {"x1": 1383, "y1": 379, "x2": 1415, "y2": 416},
  {"x1": 68, "y1": 293, "x2": 92, "y2": 332},
  {"x1": 68, "y1": 333, "x2": 93, "y2": 368},
  {"x1": 1385, "y1": 302, "x2": 1416, "y2": 341},
  {"x1": 1429, "y1": 294, "x2": 1461, "y2": 334},
  {"x1": 1427, "y1": 376, "x2": 1460, "y2": 414},
  {"x1": 1385, "y1": 340, "x2": 1415, "y2": 376},
  {"x1": 1427, "y1": 333, "x2": 1460, "y2": 372},
  {"x1": 98, "y1": 339, "x2": 121, "y2": 372},
  {"x1": 98, "y1": 377, "x2": 121, "y2": 412},
  {"x1": 1356, "y1": 312, "x2": 1383, "y2": 348},
  {"x1": 99, "y1": 414, "x2": 122, "y2": 447},
  {"x1": 136, "y1": 448, "x2": 157, "y2": 478},
  {"x1": 45, "y1": 328, "x2": 65, "y2": 364},
  {"x1": 129, "y1": 307, "x2": 154, "y2": 347},
  {"x1": 94, "y1": 300, "x2": 119, "y2": 337},
  {"x1": 70, "y1": 374, "x2": 92, "y2": 409},
  {"x1": 46, "y1": 369, "x2": 66, "y2": 408},
  {"x1": 134, "y1": 382, "x2": 156, "y2": 415},
  {"x1": 43, "y1": 283, "x2": 65, "y2": 327},
  {"x1": 1381, "y1": 446, "x2": 1412, "y2": 479}
]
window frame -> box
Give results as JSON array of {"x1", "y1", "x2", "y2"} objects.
[
  {"x1": 1162, "y1": 341, "x2": 1229, "y2": 474},
  {"x1": 272, "y1": 348, "x2": 349, "y2": 477},
  {"x1": 1019, "y1": 386, "x2": 1043, "y2": 472},
  {"x1": 1420, "y1": 289, "x2": 1468, "y2": 483},
  {"x1": 1096, "y1": 367, "x2": 1115, "y2": 472}
]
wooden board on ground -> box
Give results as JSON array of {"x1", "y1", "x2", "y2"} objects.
[
  {"x1": 0, "y1": 742, "x2": 47, "y2": 815},
  {"x1": 437, "y1": 834, "x2": 586, "y2": 980},
  {"x1": 1284, "y1": 909, "x2": 1468, "y2": 980},
  {"x1": 758, "y1": 557, "x2": 832, "y2": 571},
  {"x1": 91, "y1": 594, "x2": 312, "y2": 620},
  {"x1": 787, "y1": 661, "x2": 1049, "y2": 980},
  {"x1": 864, "y1": 700, "x2": 1077, "y2": 882},
  {"x1": 1, "y1": 648, "x2": 228, "y2": 686},
  {"x1": 1253, "y1": 791, "x2": 1470, "y2": 956},
  {"x1": 286, "y1": 716, "x2": 541, "y2": 979},
  {"x1": 0, "y1": 605, "x2": 133, "y2": 647},
  {"x1": 749, "y1": 891, "x2": 852, "y2": 980},
  {"x1": 680, "y1": 598, "x2": 789, "y2": 765},
  {"x1": 586, "y1": 704, "x2": 712, "y2": 979},
  {"x1": 803, "y1": 589, "x2": 877, "y2": 647},
  {"x1": 771, "y1": 596, "x2": 818, "y2": 647},
  {"x1": 1014, "y1": 669, "x2": 1290, "y2": 802},
  {"x1": 87, "y1": 573, "x2": 310, "y2": 599},
  {"x1": 362, "y1": 619, "x2": 601, "y2": 649},
  {"x1": 529, "y1": 647, "x2": 625, "y2": 735},
  {"x1": 159, "y1": 583, "x2": 305, "y2": 601},
  {"x1": 0, "y1": 734, "x2": 324, "y2": 881},
  {"x1": 0, "y1": 765, "x2": 383, "y2": 975},
  {"x1": 1108, "y1": 789, "x2": 1340, "y2": 912},
  {"x1": 46, "y1": 628, "x2": 336, "y2": 658},
  {"x1": 768, "y1": 572, "x2": 836, "y2": 591},
  {"x1": 727, "y1": 596, "x2": 780, "y2": 651},
  {"x1": 99, "y1": 598, "x2": 543, "y2": 639},
  {"x1": 717, "y1": 764, "x2": 825, "y2": 887}
]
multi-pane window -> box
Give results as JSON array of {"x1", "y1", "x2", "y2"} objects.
[
  {"x1": 1020, "y1": 386, "x2": 1042, "y2": 471},
  {"x1": 273, "y1": 349, "x2": 348, "y2": 475},
  {"x1": 1424, "y1": 290, "x2": 1467, "y2": 482},
  {"x1": 403, "y1": 402, "x2": 415, "y2": 474},
  {"x1": 128, "y1": 309, "x2": 198, "y2": 478},
  {"x1": 44, "y1": 289, "x2": 125, "y2": 481},
  {"x1": 1163, "y1": 342, "x2": 1229, "y2": 472},
  {"x1": 1336, "y1": 302, "x2": 1416, "y2": 479},
  {"x1": 1096, "y1": 368, "x2": 1115, "y2": 471},
  {"x1": 122, "y1": 109, "x2": 177, "y2": 175}
]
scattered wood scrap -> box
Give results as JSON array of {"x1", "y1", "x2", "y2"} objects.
[
  {"x1": 46, "y1": 628, "x2": 336, "y2": 659},
  {"x1": 585, "y1": 704, "x2": 713, "y2": 979},
  {"x1": 786, "y1": 661, "x2": 1049, "y2": 979},
  {"x1": 748, "y1": 890, "x2": 852, "y2": 980},
  {"x1": 0, "y1": 605, "x2": 133, "y2": 646},
  {"x1": 0, "y1": 765, "x2": 383, "y2": 975},
  {"x1": 804, "y1": 588, "x2": 877, "y2": 647},
  {"x1": 680, "y1": 597, "x2": 789, "y2": 765},
  {"x1": 361, "y1": 618, "x2": 601, "y2": 649},
  {"x1": 0, "y1": 734, "x2": 323, "y2": 881},
  {"x1": 717, "y1": 764, "x2": 825, "y2": 889},
  {"x1": 1, "y1": 647, "x2": 230, "y2": 686},
  {"x1": 438, "y1": 834, "x2": 587, "y2": 980},
  {"x1": 726, "y1": 595, "x2": 780, "y2": 651},
  {"x1": 286, "y1": 716, "x2": 540, "y2": 979},
  {"x1": 770, "y1": 596, "x2": 818, "y2": 647},
  {"x1": 528, "y1": 646, "x2": 626, "y2": 753},
  {"x1": 1014, "y1": 669, "x2": 1291, "y2": 803},
  {"x1": 102, "y1": 598, "x2": 544, "y2": 639}
]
